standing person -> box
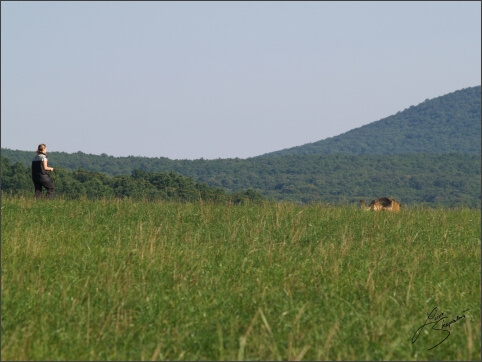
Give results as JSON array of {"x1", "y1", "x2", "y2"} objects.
[{"x1": 32, "y1": 144, "x2": 55, "y2": 199}]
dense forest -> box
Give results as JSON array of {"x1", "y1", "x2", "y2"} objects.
[
  {"x1": 1, "y1": 156, "x2": 265, "y2": 204},
  {"x1": 261, "y1": 86, "x2": 481, "y2": 157},
  {"x1": 2, "y1": 86, "x2": 480, "y2": 207},
  {"x1": 2, "y1": 153, "x2": 479, "y2": 208}
]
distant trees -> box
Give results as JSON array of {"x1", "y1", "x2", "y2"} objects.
[
  {"x1": 0, "y1": 156, "x2": 266, "y2": 204},
  {"x1": 1, "y1": 84, "x2": 480, "y2": 208},
  {"x1": 263, "y1": 86, "x2": 481, "y2": 157},
  {"x1": 2, "y1": 153, "x2": 480, "y2": 207},
  {"x1": 1, "y1": 157, "x2": 31, "y2": 196}
]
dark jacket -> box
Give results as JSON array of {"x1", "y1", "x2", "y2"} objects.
[{"x1": 32, "y1": 153, "x2": 51, "y2": 182}]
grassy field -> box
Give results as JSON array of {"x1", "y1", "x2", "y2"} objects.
[{"x1": 1, "y1": 196, "x2": 480, "y2": 360}]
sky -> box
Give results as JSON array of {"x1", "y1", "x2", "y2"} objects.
[{"x1": 1, "y1": 1, "x2": 481, "y2": 160}]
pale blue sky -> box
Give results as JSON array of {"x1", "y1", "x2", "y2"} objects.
[{"x1": 2, "y1": 1, "x2": 480, "y2": 159}]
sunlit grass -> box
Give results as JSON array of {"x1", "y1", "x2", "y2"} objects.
[{"x1": 2, "y1": 196, "x2": 480, "y2": 360}]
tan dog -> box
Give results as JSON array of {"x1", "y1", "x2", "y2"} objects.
[{"x1": 360, "y1": 197, "x2": 401, "y2": 212}]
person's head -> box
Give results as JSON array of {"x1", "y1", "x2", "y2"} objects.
[{"x1": 36, "y1": 144, "x2": 47, "y2": 154}]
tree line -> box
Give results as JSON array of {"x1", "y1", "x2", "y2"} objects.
[
  {"x1": 2, "y1": 152, "x2": 480, "y2": 208},
  {"x1": 1, "y1": 156, "x2": 265, "y2": 204}
]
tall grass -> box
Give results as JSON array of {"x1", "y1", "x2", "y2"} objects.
[{"x1": 2, "y1": 196, "x2": 480, "y2": 360}]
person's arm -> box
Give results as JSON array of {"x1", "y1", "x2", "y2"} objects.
[{"x1": 42, "y1": 159, "x2": 54, "y2": 172}]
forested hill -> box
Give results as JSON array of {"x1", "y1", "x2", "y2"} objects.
[
  {"x1": 2, "y1": 151, "x2": 480, "y2": 207},
  {"x1": 259, "y1": 86, "x2": 481, "y2": 157},
  {"x1": 2, "y1": 86, "x2": 481, "y2": 207}
]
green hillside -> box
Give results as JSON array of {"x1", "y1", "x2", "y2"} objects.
[
  {"x1": 2, "y1": 153, "x2": 480, "y2": 208},
  {"x1": 260, "y1": 86, "x2": 481, "y2": 157},
  {"x1": 2, "y1": 86, "x2": 480, "y2": 207}
]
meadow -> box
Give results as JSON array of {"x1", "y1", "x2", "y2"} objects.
[{"x1": 1, "y1": 196, "x2": 480, "y2": 360}]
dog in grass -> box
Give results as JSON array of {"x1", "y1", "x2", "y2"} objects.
[{"x1": 359, "y1": 197, "x2": 401, "y2": 212}]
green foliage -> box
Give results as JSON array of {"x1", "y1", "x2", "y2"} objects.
[
  {"x1": 230, "y1": 188, "x2": 266, "y2": 205},
  {"x1": 0, "y1": 156, "x2": 267, "y2": 204},
  {"x1": 2, "y1": 153, "x2": 479, "y2": 207},
  {"x1": 263, "y1": 86, "x2": 481, "y2": 156},
  {"x1": 0, "y1": 157, "x2": 31, "y2": 196},
  {"x1": 2, "y1": 86, "x2": 480, "y2": 207},
  {"x1": 2, "y1": 197, "x2": 480, "y2": 360}
]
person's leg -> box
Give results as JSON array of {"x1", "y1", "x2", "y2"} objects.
[
  {"x1": 34, "y1": 182, "x2": 43, "y2": 199},
  {"x1": 43, "y1": 180, "x2": 55, "y2": 200}
]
